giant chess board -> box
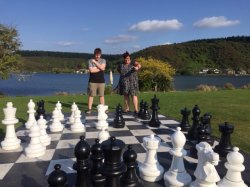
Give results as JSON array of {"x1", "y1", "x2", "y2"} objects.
[{"x1": 0, "y1": 112, "x2": 249, "y2": 187}]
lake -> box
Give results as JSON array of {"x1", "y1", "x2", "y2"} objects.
[{"x1": 0, "y1": 73, "x2": 249, "y2": 96}]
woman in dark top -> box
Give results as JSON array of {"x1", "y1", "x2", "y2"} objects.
[{"x1": 117, "y1": 51, "x2": 141, "y2": 114}]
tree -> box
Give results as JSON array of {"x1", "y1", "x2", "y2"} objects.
[
  {"x1": 0, "y1": 24, "x2": 21, "y2": 79},
  {"x1": 136, "y1": 57, "x2": 175, "y2": 91}
]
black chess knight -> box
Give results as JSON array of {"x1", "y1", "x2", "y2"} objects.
[{"x1": 36, "y1": 100, "x2": 46, "y2": 120}]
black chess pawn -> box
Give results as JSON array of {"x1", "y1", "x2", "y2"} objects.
[
  {"x1": 197, "y1": 120, "x2": 207, "y2": 143},
  {"x1": 120, "y1": 145, "x2": 143, "y2": 187},
  {"x1": 202, "y1": 114, "x2": 214, "y2": 146},
  {"x1": 73, "y1": 136, "x2": 93, "y2": 187},
  {"x1": 138, "y1": 100, "x2": 144, "y2": 119},
  {"x1": 48, "y1": 164, "x2": 68, "y2": 187},
  {"x1": 101, "y1": 136, "x2": 126, "y2": 187},
  {"x1": 187, "y1": 104, "x2": 201, "y2": 140},
  {"x1": 214, "y1": 122, "x2": 234, "y2": 157},
  {"x1": 36, "y1": 100, "x2": 46, "y2": 120},
  {"x1": 113, "y1": 104, "x2": 125, "y2": 128},
  {"x1": 91, "y1": 139, "x2": 106, "y2": 187},
  {"x1": 149, "y1": 95, "x2": 161, "y2": 127},
  {"x1": 141, "y1": 102, "x2": 151, "y2": 120},
  {"x1": 180, "y1": 107, "x2": 191, "y2": 132}
]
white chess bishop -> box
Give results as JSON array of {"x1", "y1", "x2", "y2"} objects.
[
  {"x1": 50, "y1": 107, "x2": 64, "y2": 132},
  {"x1": 1, "y1": 102, "x2": 21, "y2": 150},
  {"x1": 25, "y1": 121, "x2": 46, "y2": 158},
  {"x1": 164, "y1": 127, "x2": 192, "y2": 187},
  {"x1": 37, "y1": 115, "x2": 51, "y2": 146},
  {"x1": 217, "y1": 147, "x2": 248, "y2": 187},
  {"x1": 139, "y1": 134, "x2": 164, "y2": 182},
  {"x1": 96, "y1": 104, "x2": 109, "y2": 130},
  {"x1": 69, "y1": 102, "x2": 78, "y2": 125},
  {"x1": 25, "y1": 99, "x2": 36, "y2": 129},
  {"x1": 71, "y1": 109, "x2": 85, "y2": 132},
  {"x1": 56, "y1": 101, "x2": 64, "y2": 121},
  {"x1": 98, "y1": 127, "x2": 110, "y2": 143},
  {"x1": 190, "y1": 142, "x2": 220, "y2": 187}
]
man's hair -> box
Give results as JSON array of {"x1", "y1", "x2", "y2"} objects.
[
  {"x1": 94, "y1": 48, "x2": 102, "y2": 54},
  {"x1": 123, "y1": 51, "x2": 130, "y2": 58}
]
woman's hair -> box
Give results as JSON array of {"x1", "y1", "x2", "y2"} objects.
[{"x1": 123, "y1": 51, "x2": 130, "y2": 58}]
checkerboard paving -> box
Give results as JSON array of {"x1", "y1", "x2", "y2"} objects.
[{"x1": 0, "y1": 112, "x2": 249, "y2": 187}]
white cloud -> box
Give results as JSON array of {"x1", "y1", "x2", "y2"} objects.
[
  {"x1": 162, "y1": 42, "x2": 172, "y2": 45},
  {"x1": 104, "y1": 35, "x2": 136, "y2": 44},
  {"x1": 193, "y1": 16, "x2": 240, "y2": 28},
  {"x1": 57, "y1": 41, "x2": 76, "y2": 47},
  {"x1": 129, "y1": 19, "x2": 183, "y2": 32},
  {"x1": 80, "y1": 27, "x2": 89, "y2": 32}
]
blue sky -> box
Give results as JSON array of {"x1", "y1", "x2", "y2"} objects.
[{"x1": 1, "y1": 0, "x2": 249, "y2": 54}]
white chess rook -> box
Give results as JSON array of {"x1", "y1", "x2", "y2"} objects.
[
  {"x1": 37, "y1": 115, "x2": 51, "y2": 146},
  {"x1": 25, "y1": 99, "x2": 36, "y2": 129},
  {"x1": 190, "y1": 142, "x2": 220, "y2": 187},
  {"x1": 50, "y1": 108, "x2": 64, "y2": 132},
  {"x1": 25, "y1": 121, "x2": 46, "y2": 158},
  {"x1": 71, "y1": 109, "x2": 85, "y2": 132},
  {"x1": 56, "y1": 101, "x2": 64, "y2": 121},
  {"x1": 96, "y1": 104, "x2": 109, "y2": 130},
  {"x1": 1, "y1": 102, "x2": 21, "y2": 150},
  {"x1": 218, "y1": 147, "x2": 247, "y2": 187},
  {"x1": 139, "y1": 134, "x2": 164, "y2": 182},
  {"x1": 164, "y1": 127, "x2": 192, "y2": 187},
  {"x1": 98, "y1": 127, "x2": 110, "y2": 143}
]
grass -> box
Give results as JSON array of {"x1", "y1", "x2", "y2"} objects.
[{"x1": 0, "y1": 89, "x2": 250, "y2": 153}]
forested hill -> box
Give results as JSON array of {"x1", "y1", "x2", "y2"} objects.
[
  {"x1": 19, "y1": 36, "x2": 250, "y2": 74},
  {"x1": 133, "y1": 36, "x2": 250, "y2": 74}
]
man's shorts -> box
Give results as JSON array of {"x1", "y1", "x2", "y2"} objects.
[{"x1": 87, "y1": 82, "x2": 105, "y2": 96}]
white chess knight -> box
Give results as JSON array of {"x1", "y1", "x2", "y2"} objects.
[
  {"x1": 190, "y1": 142, "x2": 220, "y2": 187},
  {"x1": 1, "y1": 102, "x2": 21, "y2": 150},
  {"x1": 96, "y1": 104, "x2": 109, "y2": 130},
  {"x1": 98, "y1": 127, "x2": 110, "y2": 143},
  {"x1": 50, "y1": 107, "x2": 64, "y2": 132},
  {"x1": 25, "y1": 121, "x2": 46, "y2": 158},
  {"x1": 217, "y1": 147, "x2": 247, "y2": 187},
  {"x1": 69, "y1": 102, "x2": 78, "y2": 125},
  {"x1": 71, "y1": 109, "x2": 85, "y2": 132},
  {"x1": 56, "y1": 101, "x2": 64, "y2": 121},
  {"x1": 164, "y1": 127, "x2": 192, "y2": 187},
  {"x1": 139, "y1": 134, "x2": 164, "y2": 182},
  {"x1": 37, "y1": 115, "x2": 51, "y2": 146},
  {"x1": 25, "y1": 99, "x2": 36, "y2": 129}
]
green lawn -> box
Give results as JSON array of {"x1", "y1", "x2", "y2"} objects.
[{"x1": 0, "y1": 89, "x2": 250, "y2": 153}]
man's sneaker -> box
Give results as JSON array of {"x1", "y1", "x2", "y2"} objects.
[{"x1": 85, "y1": 109, "x2": 92, "y2": 114}]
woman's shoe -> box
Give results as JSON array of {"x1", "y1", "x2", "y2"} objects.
[{"x1": 123, "y1": 109, "x2": 131, "y2": 113}]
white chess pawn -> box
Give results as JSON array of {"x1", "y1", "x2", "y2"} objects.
[
  {"x1": 25, "y1": 121, "x2": 46, "y2": 158},
  {"x1": 218, "y1": 147, "x2": 247, "y2": 187},
  {"x1": 139, "y1": 134, "x2": 164, "y2": 182},
  {"x1": 164, "y1": 127, "x2": 192, "y2": 187},
  {"x1": 69, "y1": 102, "x2": 78, "y2": 125},
  {"x1": 190, "y1": 142, "x2": 220, "y2": 187},
  {"x1": 37, "y1": 115, "x2": 51, "y2": 146},
  {"x1": 96, "y1": 104, "x2": 109, "y2": 130},
  {"x1": 98, "y1": 127, "x2": 110, "y2": 143},
  {"x1": 1, "y1": 102, "x2": 21, "y2": 150},
  {"x1": 25, "y1": 99, "x2": 36, "y2": 129},
  {"x1": 71, "y1": 109, "x2": 85, "y2": 132},
  {"x1": 56, "y1": 101, "x2": 64, "y2": 121},
  {"x1": 50, "y1": 107, "x2": 64, "y2": 132}
]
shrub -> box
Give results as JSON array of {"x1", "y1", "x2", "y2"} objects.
[
  {"x1": 196, "y1": 84, "x2": 218, "y2": 92},
  {"x1": 242, "y1": 83, "x2": 250, "y2": 89},
  {"x1": 224, "y1": 82, "x2": 235, "y2": 90},
  {"x1": 136, "y1": 57, "x2": 175, "y2": 92}
]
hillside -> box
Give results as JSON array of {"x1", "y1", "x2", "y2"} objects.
[
  {"x1": 133, "y1": 36, "x2": 250, "y2": 75},
  {"x1": 18, "y1": 36, "x2": 250, "y2": 74}
]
